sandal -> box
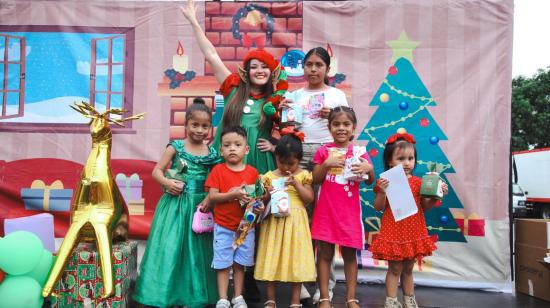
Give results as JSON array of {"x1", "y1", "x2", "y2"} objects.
[
  {"x1": 265, "y1": 300, "x2": 277, "y2": 308},
  {"x1": 346, "y1": 299, "x2": 360, "y2": 307},
  {"x1": 317, "y1": 298, "x2": 332, "y2": 308}
]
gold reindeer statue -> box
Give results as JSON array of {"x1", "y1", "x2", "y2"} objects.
[{"x1": 42, "y1": 102, "x2": 145, "y2": 299}]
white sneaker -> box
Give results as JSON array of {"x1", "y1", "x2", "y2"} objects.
[
  {"x1": 216, "y1": 298, "x2": 231, "y2": 308},
  {"x1": 312, "y1": 289, "x2": 333, "y2": 304},
  {"x1": 403, "y1": 295, "x2": 418, "y2": 308},
  {"x1": 384, "y1": 296, "x2": 403, "y2": 308},
  {"x1": 232, "y1": 295, "x2": 248, "y2": 308}
]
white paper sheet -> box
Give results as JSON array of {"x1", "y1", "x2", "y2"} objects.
[{"x1": 379, "y1": 164, "x2": 418, "y2": 221}]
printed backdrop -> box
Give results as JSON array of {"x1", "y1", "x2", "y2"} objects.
[{"x1": 0, "y1": 0, "x2": 513, "y2": 290}]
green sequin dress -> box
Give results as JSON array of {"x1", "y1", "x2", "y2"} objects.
[{"x1": 133, "y1": 140, "x2": 221, "y2": 308}]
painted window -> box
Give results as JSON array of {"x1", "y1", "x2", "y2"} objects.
[{"x1": 0, "y1": 26, "x2": 135, "y2": 132}]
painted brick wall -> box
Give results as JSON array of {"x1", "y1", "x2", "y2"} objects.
[
  {"x1": 161, "y1": 1, "x2": 305, "y2": 140},
  {"x1": 204, "y1": 1, "x2": 303, "y2": 75}
]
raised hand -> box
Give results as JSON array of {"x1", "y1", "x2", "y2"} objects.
[{"x1": 180, "y1": 0, "x2": 198, "y2": 23}]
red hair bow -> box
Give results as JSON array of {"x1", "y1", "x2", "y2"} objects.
[
  {"x1": 386, "y1": 132, "x2": 416, "y2": 145},
  {"x1": 280, "y1": 126, "x2": 305, "y2": 142}
]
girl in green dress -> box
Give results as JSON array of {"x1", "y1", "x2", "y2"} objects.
[
  {"x1": 180, "y1": 0, "x2": 288, "y2": 174},
  {"x1": 133, "y1": 99, "x2": 221, "y2": 307}
]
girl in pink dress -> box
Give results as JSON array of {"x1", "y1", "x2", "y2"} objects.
[
  {"x1": 311, "y1": 106, "x2": 374, "y2": 308},
  {"x1": 369, "y1": 133, "x2": 448, "y2": 308}
]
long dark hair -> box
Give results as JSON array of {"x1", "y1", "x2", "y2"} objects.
[
  {"x1": 222, "y1": 61, "x2": 274, "y2": 130},
  {"x1": 304, "y1": 47, "x2": 331, "y2": 85}
]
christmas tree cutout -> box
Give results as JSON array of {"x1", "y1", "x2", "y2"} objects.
[{"x1": 359, "y1": 31, "x2": 466, "y2": 243}]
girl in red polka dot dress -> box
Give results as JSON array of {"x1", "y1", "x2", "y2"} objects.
[{"x1": 369, "y1": 133, "x2": 448, "y2": 308}]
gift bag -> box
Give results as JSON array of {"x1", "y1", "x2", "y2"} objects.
[{"x1": 192, "y1": 208, "x2": 214, "y2": 233}]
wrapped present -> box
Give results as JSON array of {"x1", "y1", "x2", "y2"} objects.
[
  {"x1": 51, "y1": 241, "x2": 138, "y2": 308},
  {"x1": 21, "y1": 180, "x2": 73, "y2": 212},
  {"x1": 364, "y1": 217, "x2": 381, "y2": 246},
  {"x1": 281, "y1": 104, "x2": 303, "y2": 125},
  {"x1": 420, "y1": 173, "x2": 444, "y2": 199},
  {"x1": 308, "y1": 93, "x2": 325, "y2": 118},
  {"x1": 420, "y1": 163, "x2": 445, "y2": 199},
  {"x1": 343, "y1": 146, "x2": 369, "y2": 182},
  {"x1": 115, "y1": 173, "x2": 143, "y2": 201},
  {"x1": 163, "y1": 157, "x2": 187, "y2": 194},
  {"x1": 239, "y1": 180, "x2": 265, "y2": 207},
  {"x1": 4, "y1": 213, "x2": 55, "y2": 252},
  {"x1": 453, "y1": 211, "x2": 485, "y2": 237},
  {"x1": 328, "y1": 147, "x2": 346, "y2": 175},
  {"x1": 127, "y1": 199, "x2": 145, "y2": 216},
  {"x1": 269, "y1": 177, "x2": 290, "y2": 217}
]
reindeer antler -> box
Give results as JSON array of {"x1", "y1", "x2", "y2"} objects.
[
  {"x1": 108, "y1": 111, "x2": 146, "y2": 127},
  {"x1": 71, "y1": 101, "x2": 99, "y2": 118}
]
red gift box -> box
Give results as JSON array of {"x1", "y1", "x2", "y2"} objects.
[{"x1": 454, "y1": 211, "x2": 485, "y2": 237}]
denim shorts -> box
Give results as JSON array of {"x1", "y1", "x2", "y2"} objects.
[{"x1": 212, "y1": 223, "x2": 255, "y2": 269}]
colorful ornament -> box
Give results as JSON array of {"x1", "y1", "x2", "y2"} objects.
[
  {"x1": 388, "y1": 65, "x2": 398, "y2": 75},
  {"x1": 243, "y1": 106, "x2": 251, "y2": 113},
  {"x1": 246, "y1": 99, "x2": 254, "y2": 106},
  {"x1": 440, "y1": 215, "x2": 449, "y2": 224},
  {"x1": 435, "y1": 200, "x2": 442, "y2": 207},
  {"x1": 397, "y1": 127, "x2": 407, "y2": 134},
  {"x1": 380, "y1": 93, "x2": 390, "y2": 103},
  {"x1": 399, "y1": 101, "x2": 409, "y2": 110},
  {"x1": 420, "y1": 118, "x2": 430, "y2": 127},
  {"x1": 369, "y1": 148, "x2": 379, "y2": 158},
  {"x1": 429, "y1": 136, "x2": 439, "y2": 145}
]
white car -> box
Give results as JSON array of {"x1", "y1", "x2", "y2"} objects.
[{"x1": 512, "y1": 183, "x2": 527, "y2": 217}]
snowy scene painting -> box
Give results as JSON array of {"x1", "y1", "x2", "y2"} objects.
[{"x1": 0, "y1": 30, "x2": 131, "y2": 126}]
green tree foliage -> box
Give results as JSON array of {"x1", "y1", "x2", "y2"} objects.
[{"x1": 512, "y1": 67, "x2": 550, "y2": 151}]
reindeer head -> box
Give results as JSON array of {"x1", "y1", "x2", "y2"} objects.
[{"x1": 71, "y1": 102, "x2": 145, "y2": 141}]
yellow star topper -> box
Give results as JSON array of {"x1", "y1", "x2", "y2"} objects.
[
  {"x1": 244, "y1": 9, "x2": 263, "y2": 27},
  {"x1": 386, "y1": 31, "x2": 419, "y2": 63}
]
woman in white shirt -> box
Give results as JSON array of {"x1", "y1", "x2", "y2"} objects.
[
  {"x1": 283, "y1": 47, "x2": 348, "y2": 171},
  {"x1": 281, "y1": 46, "x2": 348, "y2": 305}
]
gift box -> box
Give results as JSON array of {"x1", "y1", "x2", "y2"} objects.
[
  {"x1": 269, "y1": 178, "x2": 290, "y2": 217},
  {"x1": 51, "y1": 241, "x2": 138, "y2": 308},
  {"x1": 4, "y1": 213, "x2": 55, "y2": 252},
  {"x1": 21, "y1": 180, "x2": 73, "y2": 212},
  {"x1": 420, "y1": 173, "x2": 444, "y2": 199},
  {"x1": 127, "y1": 199, "x2": 145, "y2": 216},
  {"x1": 328, "y1": 148, "x2": 346, "y2": 175},
  {"x1": 281, "y1": 104, "x2": 303, "y2": 125},
  {"x1": 308, "y1": 93, "x2": 325, "y2": 118},
  {"x1": 270, "y1": 191, "x2": 290, "y2": 217},
  {"x1": 453, "y1": 211, "x2": 485, "y2": 236},
  {"x1": 343, "y1": 146, "x2": 369, "y2": 182},
  {"x1": 115, "y1": 173, "x2": 143, "y2": 202}
]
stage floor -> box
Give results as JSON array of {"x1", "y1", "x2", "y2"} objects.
[{"x1": 244, "y1": 281, "x2": 549, "y2": 308}]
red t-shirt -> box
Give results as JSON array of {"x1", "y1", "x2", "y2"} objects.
[{"x1": 205, "y1": 163, "x2": 259, "y2": 231}]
